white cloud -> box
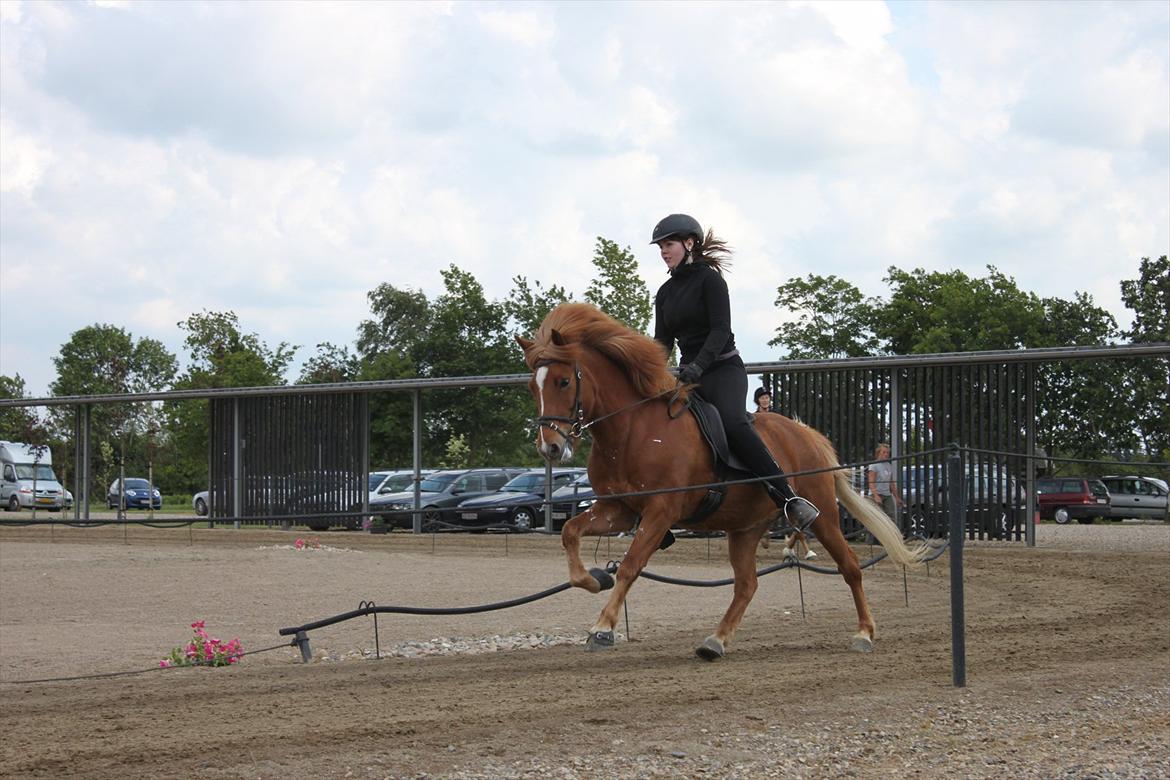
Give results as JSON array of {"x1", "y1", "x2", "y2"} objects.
[{"x1": 0, "y1": 0, "x2": 1167, "y2": 396}]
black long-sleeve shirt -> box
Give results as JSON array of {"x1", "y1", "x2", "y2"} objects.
[{"x1": 653, "y1": 262, "x2": 737, "y2": 371}]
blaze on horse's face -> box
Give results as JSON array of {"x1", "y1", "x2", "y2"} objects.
[{"x1": 529, "y1": 359, "x2": 579, "y2": 463}]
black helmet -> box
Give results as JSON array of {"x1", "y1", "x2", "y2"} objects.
[
  {"x1": 650, "y1": 213, "x2": 703, "y2": 245},
  {"x1": 754, "y1": 387, "x2": 770, "y2": 404}
]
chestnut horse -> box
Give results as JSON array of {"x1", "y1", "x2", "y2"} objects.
[{"x1": 517, "y1": 303, "x2": 927, "y2": 660}]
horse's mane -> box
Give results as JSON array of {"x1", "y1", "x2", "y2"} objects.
[{"x1": 526, "y1": 303, "x2": 679, "y2": 399}]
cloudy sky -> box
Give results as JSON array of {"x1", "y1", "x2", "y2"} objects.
[{"x1": 2, "y1": 0, "x2": 1167, "y2": 398}]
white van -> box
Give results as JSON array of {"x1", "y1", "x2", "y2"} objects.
[{"x1": 0, "y1": 441, "x2": 67, "y2": 511}]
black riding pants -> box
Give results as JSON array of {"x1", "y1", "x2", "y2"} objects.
[{"x1": 695, "y1": 357, "x2": 794, "y2": 504}]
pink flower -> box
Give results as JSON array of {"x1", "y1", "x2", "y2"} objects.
[
  {"x1": 191, "y1": 620, "x2": 206, "y2": 629},
  {"x1": 159, "y1": 660, "x2": 172, "y2": 668}
]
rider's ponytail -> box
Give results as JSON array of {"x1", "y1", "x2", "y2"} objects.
[{"x1": 696, "y1": 229, "x2": 732, "y2": 274}]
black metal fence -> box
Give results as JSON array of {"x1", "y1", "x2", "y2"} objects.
[
  {"x1": 208, "y1": 393, "x2": 368, "y2": 528},
  {"x1": 768, "y1": 362, "x2": 1033, "y2": 541},
  {"x1": 2, "y1": 343, "x2": 1166, "y2": 543}
]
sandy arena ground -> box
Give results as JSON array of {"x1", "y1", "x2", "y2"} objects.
[{"x1": 0, "y1": 522, "x2": 1167, "y2": 779}]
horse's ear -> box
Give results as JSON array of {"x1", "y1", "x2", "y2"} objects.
[
  {"x1": 550, "y1": 329, "x2": 568, "y2": 347},
  {"x1": 515, "y1": 335, "x2": 534, "y2": 353}
]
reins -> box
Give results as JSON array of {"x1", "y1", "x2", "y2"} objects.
[{"x1": 534, "y1": 359, "x2": 684, "y2": 441}]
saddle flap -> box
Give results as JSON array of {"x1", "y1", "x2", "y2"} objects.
[{"x1": 687, "y1": 396, "x2": 753, "y2": 475}]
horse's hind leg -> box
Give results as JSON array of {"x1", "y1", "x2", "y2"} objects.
[
  {"x1": 698, "y1": 528, "x2": 764, "y2": 661},
  {"x1": 562, "y1": 501, "x2": 634, "y2": 593},
  {"x1": 809, "y1": 510, "x2": 876, "y2": 652}
]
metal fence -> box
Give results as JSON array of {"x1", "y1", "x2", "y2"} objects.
[{"x1": 3, "y1": 343, "x2": 1166, "y2": 542}]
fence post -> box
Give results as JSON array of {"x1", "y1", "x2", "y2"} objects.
[{"x1": 947, "y1": 443, "x2": 967, "y2": 687}]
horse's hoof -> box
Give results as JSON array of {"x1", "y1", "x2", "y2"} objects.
[
  {"x1": 782, "y1": 547, "x2": 796, "y2": 560},
  {"x1": 805, "y1": 550, "x2": 818, "y2": 560},
  {"x1": 695, "y1": 636, "x2": 725, "y2": 661},
  {"x1": 850, "y1": 635, "x2": 874, "y2": 653},
  {"x1": 585, "y1": 630, "x2": 616, "y2": 651},
  {"x1": 588, "y1": 567, "x2": 614, "y2": 591}
]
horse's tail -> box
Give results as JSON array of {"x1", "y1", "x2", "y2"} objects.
[{"x1": 807, "y1": 436, "x2": 929, "y2": 566}]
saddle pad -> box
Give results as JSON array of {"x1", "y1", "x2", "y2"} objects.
[{"x1": 688, "y1": 397, "x2": 753, "y2": 475}]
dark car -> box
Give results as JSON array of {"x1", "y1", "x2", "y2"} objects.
[
  {"x1": 1100, "y1": 476, "x2": 1168, "y2": 521},
  {"x1": 445, "y1": 468, "x2": 584, "y2": 531},
  {"x1": 107, "y1": 478, "x2": 162, "y2": 510},
  {"x1": 371, "y1": 468, "x2": 526, "y2": 530},
  {"x1": 548, "y1": 473, "x2": 596, "y2": 531},
  {"x1": 1036, "y1": 477, "x2": 1111, "y2": 524}
]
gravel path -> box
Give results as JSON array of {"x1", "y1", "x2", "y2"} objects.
[{"x1": 0, "y1": 523, "x2": 1166, "y2": 779}]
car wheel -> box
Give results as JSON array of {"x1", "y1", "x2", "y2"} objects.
[
  {"x1": 422, "y1": 510, "x2": 442, "y2": 532},
  {"x1": 7, "y1": 495, "x2": 18, "y2": 512},
  {"x1": 194, "y1": 497, "x2": 208, "y2": 516},
  {"x1": 1077, "y1": 517, "x2": 1095, "y2": 525},
  {"x1": 512, "y1": 507, "x2": 536, "y2": 531},
  {"x1": 1053, "y1": 507, "x2": 1071, "y2": 525},
  {"x1": 306, "y1": 520, "x2": 331, "y2": 531}
]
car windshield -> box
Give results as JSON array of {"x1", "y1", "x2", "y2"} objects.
[
  {"x1": 418, "y1": 474, "x2": 458, "y2": 492},
  {"x1": 15, "y1": 464, "x2": 57, "y2": 481},
  {"x1": 502, "y1": 475, "x2": 542, "y2": 492},
  {"x1": 368, "y1": 474, "x2": 390, "y2": 491},
  {"x1": 121, "y1": 479, "x2": 151, "y2": 489},
  {"x1": 1090, "y1": 480, "x2": 1109, "y2": 497}
]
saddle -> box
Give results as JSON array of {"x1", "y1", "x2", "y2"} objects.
[{"x1": 676, "y1": 395, "x2": 756, "y2": 526}]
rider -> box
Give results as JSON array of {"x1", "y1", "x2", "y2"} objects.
[{"x1": 650, "y1": 213, "x2": 820, "y2": 529}]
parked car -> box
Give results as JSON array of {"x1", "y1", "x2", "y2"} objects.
[
  {"x1": 444, "y1": 468, "x2": 584, "y2": 531},
  {"x1": 368, "y1": 469, "x2": 432, "y2": 499},
  {"x1": 1100, "y1": 476, "x2": 1169, "y2": 521},
  {"x1": 1, "y1": 441, "x2": 67, "y2": 511},
  {"x1": 371, "y1": 468, "x2": 526, "y2": 530},
  {"x1": 1036, "y1": 477, "x2": 1111, "y2": 524},
  {"x1": 193, "y1": 490, "x2": 210, "y2": 516},
  {"x1": 548, "y1": 472, "x2": 596, "y2": 531},
  {"x1": 107, "y1": 478, "x2": 163, "y2": 510}
]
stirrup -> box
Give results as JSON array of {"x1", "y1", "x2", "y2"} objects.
[{"x1": 784, "y1": 496, "x2": 820, "y2": 531}]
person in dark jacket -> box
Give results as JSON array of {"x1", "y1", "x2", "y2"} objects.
[
  {"x1": 753, "y1": 386, "x2": 774, "y2": 414},
  {"x1": 651, "y1": 213, "x2": 819, "y2": 528}
]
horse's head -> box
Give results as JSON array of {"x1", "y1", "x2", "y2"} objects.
[{"x1": 516, "y1": 329, "x2": 585, "y2": 463}]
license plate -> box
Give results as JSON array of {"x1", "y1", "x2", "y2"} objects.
[
  {"x1": 1096, "y1": 498, "x2": 1107, "y2": 504},
  {"x1": 552, "y1": 512, "x2": 567, "y2": 520},
  {"x1": 461, "y1": 512, "x2": 478, "y2": 520},
  {"x1": 36, "y1": 497, "x2": 53, "y2": 504}
]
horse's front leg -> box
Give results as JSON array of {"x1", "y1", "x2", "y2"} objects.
[
  {"x1": 562, "y1": 500, "x2": 635, "y2": 593},
  {"x1": 585, "y1": 503, "x2": 676, "y2": 651},
  {"x1": 698, "y1": 527, "x2": 766, "y2": 661}
]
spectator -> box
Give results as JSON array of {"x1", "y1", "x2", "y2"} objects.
[
  {"x1": 753, "y1": 387, "x2": 774, "y2": 414},
  {"x1": 867, "y1": 443, "x2": 903, "y2": 522}
]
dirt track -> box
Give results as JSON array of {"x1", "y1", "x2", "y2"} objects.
[{"x1": 1, "y1": 524, "x2": 1167, "y2": 779}]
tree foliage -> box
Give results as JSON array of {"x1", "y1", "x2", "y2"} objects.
[
  {"x1": 0, "y1": 374, "x2": 40, "y2": 442},
  {"x1": 1119, "y1": 256, "x2": 1170, "y2": 459},
  {"x1": 584, "y1": 238, "x2": 651, "y2": 332},
  {"x1": 769, "y1": 274, "x2": 880, "y2": 358}
]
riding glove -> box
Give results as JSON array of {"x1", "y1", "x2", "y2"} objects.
[{"x1": 678, "y1": 363, "x2": 703, "y2": 384}]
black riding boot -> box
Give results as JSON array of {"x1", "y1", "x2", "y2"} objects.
[{"x1": 727, "y1": 418, "x2": 820, "y2": 531}]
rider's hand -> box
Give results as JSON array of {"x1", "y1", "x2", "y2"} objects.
[{"x1": 678, "y1": 363, "x2": 702, "y2": 385}]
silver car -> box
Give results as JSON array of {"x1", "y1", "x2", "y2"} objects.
[{"x1": 1100, "y1": 476, "x2": 1169, "y2": 520}]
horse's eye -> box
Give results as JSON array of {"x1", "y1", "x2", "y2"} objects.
[{"x1": 558, "y1": 377, "x2": 571, "y2": 389}]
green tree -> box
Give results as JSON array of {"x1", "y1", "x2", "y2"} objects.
[
  {"x1": 0, "y1": 374, "x2": 40, "y2": 442},
  {"x1": 298, "y1": 343, "x2": 359, "y2": 385},
  {"x1": 1032, "y1": 293, "x2": 1127, "y2": 459},
  {"x1": 769, "y1": 274, "x2": 880, "y2": 358},
  {"x1": 1119, "y1": 256, "x2": 1170, "y2": 459},
  {"x1": 162, "y1": 311, "x2": 297, "y2": 493},
  {"x1": 48, "y1": 325, "x2": 177, "y2": 489},
  {"x1": 875, "y1": 266, "x2": 1046, "y2": 354},
  {"x1": 505, "y1": 276, "x2": 572, "y2": 336},
  {"x1": 584, "y1": 237, "x2": 651, "y2": 332}
]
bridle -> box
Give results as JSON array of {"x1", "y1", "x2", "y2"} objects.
[{"x1": 533, "y1": 358, "x2": 683, "y2": 443}]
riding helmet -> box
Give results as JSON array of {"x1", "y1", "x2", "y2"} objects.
[{"x1": 650, "y1": 213, "x2": 703, "y2": 245}]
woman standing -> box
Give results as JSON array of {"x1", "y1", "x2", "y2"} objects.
[{"x1": 650, "y1": 213, "x2": 819, "y2": 528}]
